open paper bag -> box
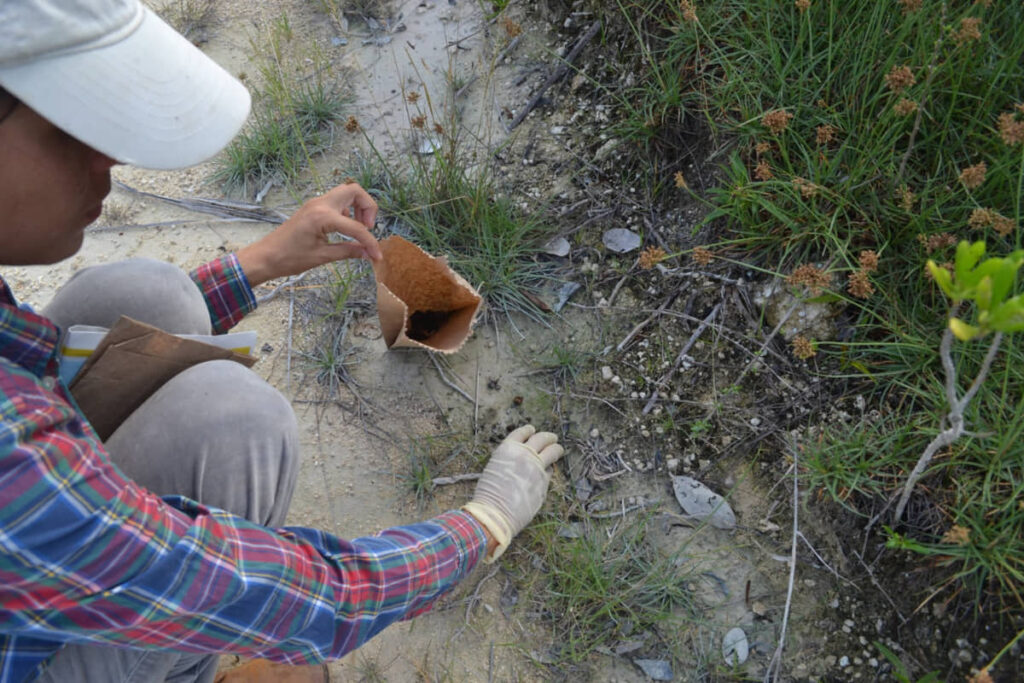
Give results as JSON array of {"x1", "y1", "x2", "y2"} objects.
[
  {"x1": 69, "y1": 316, "x2": 256, "y2": 440},
  {"x1": 372, "y1": 235, "x2": 482, "y2": 353}
]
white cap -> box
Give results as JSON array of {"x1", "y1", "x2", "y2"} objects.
[{"x1": 0, "y1": 0, "x2": 251, "y2": 169}]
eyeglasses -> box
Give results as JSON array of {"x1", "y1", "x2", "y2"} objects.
[{"x1": 0, "y1": 87, "x2": 19, "y2": 125}]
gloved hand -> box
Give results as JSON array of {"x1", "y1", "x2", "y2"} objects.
[{"x1": 463, "y1": 424, "x2": 564, "y2": 562}]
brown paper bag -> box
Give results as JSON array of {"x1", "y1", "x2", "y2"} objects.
[
  {"x1": 69, "y1": 316, "x2": 256, "y2": 440},
  {"x1": 372, "y1": 235, "x2": 483, "y2": 353}
]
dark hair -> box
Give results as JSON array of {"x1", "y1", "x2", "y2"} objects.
[{"x1": 0, "y1": 86, "x2": 19, "y2": 125}]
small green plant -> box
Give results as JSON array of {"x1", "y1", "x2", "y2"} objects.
[
  {"x1": 158, "y1": 0, "x2": 217, "y2": 45},
  {"x1": 689, "y1": 418, "x2": 711, "y2": 436},
  {"x1": 403, "y1": 454, "x2": 434, "y2": 507},
  {"x1": 526, "y1": 516, "x2": 693, "y2": 665},
  {"x1": 893, "y1": 241, "x2": 1024, "y2": 523},
  {"x1": 873, "y1": 641, "x2": 941, "y2": 683},
  {"x1": 212, "y1": 13, "x2": 350, "y2": 195}
]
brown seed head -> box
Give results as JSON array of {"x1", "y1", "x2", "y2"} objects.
[
  {"x1": 968, "y1": 208, "x2": 996, "y2": 229},
  {"x1": 941, "y1": 524, "x2": 971, "y2": 546},
  {"x1": 918, "y1": 232, "x2": 958, "y2": 254},
  {"x1": 680, "y1": 0, "x2": 697, "y2": 22},
  {"x1": 639, "y1": 246, "x2": 668, "y2": 270},
  {"x1": 787, "y1": 264, "x2": 831, "y2": 294},
  {"x1": 692, "y1": 246, "x2": 714, "y2": 266},
  {"x1": 898, "y1": 0, "x2": 922, "y2": 12},
  {"x1": 898, "y1": 185, "x2": 916, "y2": 211},
  {"x1": 754, "y1": 160, "x2": 773, "y2": 181},
  {"x1": 763, "y1": 109, "x2": 793, "y2": 135},
  {"x1": 344, "y1": 115, "x2": 360, "y2": 133},
  {"x1": 968, "y1": 668, "x2": 994, "y2": 683},
  {"x1": 992, "y1": 214, "x2": 1015, "y2": 237},
  {"x1": 342, "y1": 176, "x2": 357, "y2": 185},
  {"x1": 410, "y1": 115, "x2": 426, "y2": 129},
  {"x1": 791, "y1": 335, "x2": 816, "y2": 360},
  {"x1": 674, "y1": 171, "x2": 688, "y2": 189},
  {"x1": 885, "y1": 65, "x2": 916, "y2": 94},
  {"x1": 795, "y1": 0, "x2": 810, "y2": 11},
  {"x1": 893, "y1": 98, "x2": 918, "y2": 116},
  {"x1": 433, "y1": 123, "x2": 445, "y2": 136},
  {"x1": 847, "y1": 269, "x2": 874, "y2": 298},
  {"x1": 954, "y1": 17, "x2": 982, "y2": 45},
  {"x1": 815, "y1": 124, "x2": 835, "y2": 144},
  {"x1": 406, "y1": 91, "x2": 420, "y2": 104},
  {"x1": 792, "y1": 176, "x2": 819, "y2": 198},
  {"x1": 501, "y1": 17, "x2": 522, "y2": 38},
  {"x1": 755, "y1": 141, "x2": 772, "y2": 155},
  {"x1": 998, "y1": 110, "x2": 1024, "y2": 146},
  {"x1": 858, "y1": 250, "x2": 879, "y2": 272},
  {"x1": 959, "y1": 161, "x2": 987, "y2": 189}
]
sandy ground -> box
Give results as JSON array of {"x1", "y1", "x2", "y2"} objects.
[{"x1": 2, "y1": 0, "x2": 837, "y2": 680}]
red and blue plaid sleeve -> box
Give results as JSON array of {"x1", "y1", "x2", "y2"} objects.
[
  {"x1": 189, "y1": 254, "x2": 257, "y2": 334},
  {"x1": 0, "y1": 357, "x2": 486, "y2": 681}
]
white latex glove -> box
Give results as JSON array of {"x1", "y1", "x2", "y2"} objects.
[{"x1": 463, "y1": 424, "x2": 564, "y2": 562}]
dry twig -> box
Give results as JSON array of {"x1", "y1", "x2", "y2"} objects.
[{"x1": 642, "y1": 303, "x2": 721, "y2": 414}]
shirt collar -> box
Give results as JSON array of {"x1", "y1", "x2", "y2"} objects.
[{"x1": 0, "y1": 275, "x2": 60, "y2": 377}]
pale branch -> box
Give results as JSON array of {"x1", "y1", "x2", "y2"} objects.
[{"x1": 893, "y1": 329, "x2": 1004, "y2": 523}]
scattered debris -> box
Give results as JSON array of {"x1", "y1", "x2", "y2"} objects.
[
  {"x1": 722, "y1": 627, "x2": 750, "y2": 666},
  {"x1": 633, "y1": 658, "x2": 674, "y2": 681},
  {"x1": 671, "y1": 475, "x2": 736, "y2": 530},
  {"x1": 602, "y1": 228, "x2": 642, "y2": 254}
]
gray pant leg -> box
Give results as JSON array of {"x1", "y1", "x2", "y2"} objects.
[
  {"x1": 43, "y1": 257, "x2": 212, "y2": 334},
  {"x1": 37, "y1": 262, "x2": 300, "y2": 682}
]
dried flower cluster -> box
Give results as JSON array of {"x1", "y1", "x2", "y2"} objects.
[
  {"x1": 638, "y1": 246, "x2": 668, "y2": 270},
  {"x1": 410, "y1": 115, "x2": 426, "y2": 129},
  {"x1": 858, "y1": 250, "x2": 879, "y2": 272},
  {"x1": 893, "y1": 97, "x2": 918, "y2": 116},
  {"x1": 692, "y1": 246, "x2": 714, "y2": 266},
  {"x1": 968, "y1": 668, "x2": 994, "y2": 683},
  {"x1": 815, "y1": 124, "x2": 835, "y2": 144},
  {"x1": 954, "y1": 17, "x2": 982, "y2": 46},
  {"x1": 406, "y1": 91, "x2": 420, "y2": 104},
  {"x1": 941, "y1": 524, "x2": 971, "y2": 545},
  {"x1": 762, "y1": 109, "x2": 793, "y2": 135},
  {"x1": 968, "y1": 208, "x2": 1015, "y2": 236},
  {"x1": 847, "y1": 269, "x2": 874, "y2": 298},
  {"x1": 792, "y1": 176, "x2": 819, "y2": 198},
  {"x1": 885, "y1": 65, "x2": 916, "y2": 93},
  {"x1": 918, "y1": 232, "x2": 958, "y2": 254},
  {"x1": 344, "y1": 115, "x2": 360, "y2": 133},
  {"x1": 433, "y1": 122, "x2": 445, "y2": 136},
  {"x1": 754, "y1": 160, "x2": 773, "y2": 181},
  {"x1": 501, "y1": 17, "x2": 522, "y2": 38},
  {"x1": 787, "y1": 263, "x2": 830, "y2": 294},
  {"x1": 959, "y1": 161, "x2": 987, "y2": 189},
  {"x1": 680, "y1": 0, "x2": 697, "y2": 22},
  {"x1": 795, "y1": 0, "x2": 810, "y2": 12},
  {"x1": 998, "y1": 105, "x2": 1024, "y2": 146},
  {"x1": 674, "y1": 171, "x2": 688, "y2": 189},
  {"x1": 897, "y1": 185, "x2": 916, "y2": 211},
  {"x1": 791, "y1": 335, "x2": 816, "y2": 359},
  {"x1": 898, "y1": 0, "x2": 922, "y2": 13},
  {"x1": 755, "y1": 141, "x2": 772, "y2": 155}
]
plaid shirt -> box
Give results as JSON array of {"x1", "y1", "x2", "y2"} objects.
[{"x1": 0, "y1": 255, "x2": 486, "y2": 682}]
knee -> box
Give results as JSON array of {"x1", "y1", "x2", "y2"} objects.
[
  {"x1": 45, "y1": 258, "x2": 212, "y2": 333},
  {"x1": 178, "y1": 360, "x2": 298, "y2": 440}
]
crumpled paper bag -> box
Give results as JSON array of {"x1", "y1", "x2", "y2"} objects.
[
  {"x1": 372, "y1": 235, "x2": 482, "y2": 353},
  {"x1": 69, "y1": 316, "x2": 255, "y2": 440}
]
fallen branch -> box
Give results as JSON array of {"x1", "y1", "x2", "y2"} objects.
[
  {"x1": 508, "y1": 21, "x2": 600, "y2": 130},
  {"x1": 764, "y1": 439, "x2": 800, "y2": 683},
  {"x1": 431, "y1": 473, "x2": 481, "y2": 488},
  {"x1": 114, "y1": 180, "x2": 289, "y2": 223},
  {"x1": 429, "y1": 353, "x2": 474, "y2": 403},
  {"x1": 643, "y1": 303, "x2": 721, "y2": 414}
]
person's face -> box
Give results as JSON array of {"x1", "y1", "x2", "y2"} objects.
[{"x1": 0, "y1": 92, "x2": 118, "y2": 266}]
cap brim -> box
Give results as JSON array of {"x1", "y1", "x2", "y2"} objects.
[{"x1": 0, "y1": 7, "x2": 250, "y2": 170}]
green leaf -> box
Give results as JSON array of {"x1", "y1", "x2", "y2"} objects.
[
  {"x1": 926, "y1": 260, "x2": 955, "y2": 299},
  {"x1": 949, "y1": 318, "x2": 980, "y2": 341},
  {"x1": 976, "y1": 275, "x2": 993, "y2": 311},
  {"x1": 954, "y1": 240, "x2": 986, "y2": 286}
]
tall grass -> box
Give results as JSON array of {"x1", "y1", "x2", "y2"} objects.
[{"x1": 612, "y1": 0, "x2": 1024, "y2": 630}]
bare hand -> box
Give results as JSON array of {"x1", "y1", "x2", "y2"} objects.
[{"x1": 236, "y1": 182, "x2": 382, "y2": 287}]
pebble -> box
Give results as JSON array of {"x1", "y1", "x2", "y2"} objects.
[
  {"x1": 601, "y1": 365, "x2": 613, "y2": 380},
  {"x1": 839, "y1": 655, "x2": 850, "y2": 667},
  {"x1": 589, "y1": 428, "x2": 600, "y2": 438},
  {"x1": 666, "y1": 458, "x2": 680, "y2": 472}
]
